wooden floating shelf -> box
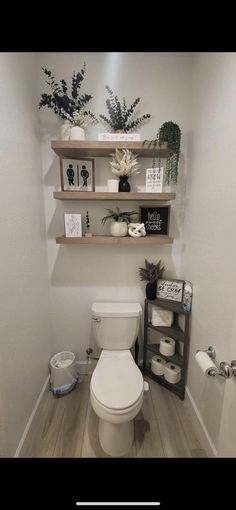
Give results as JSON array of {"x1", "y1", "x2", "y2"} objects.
[
  {"x1": 56, "y1": 235, "x2": 174, "y2": 245},
  {"x1": 51, "y1": 140, "x2": 168, "y2": 158},
  {"x1": 53, "y1": 191, "x2": 176, "y2": 201}
]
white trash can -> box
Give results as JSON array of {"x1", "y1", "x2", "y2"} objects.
[{"x1": 49, "y1": 351, "x2": 79, "y2": 396}]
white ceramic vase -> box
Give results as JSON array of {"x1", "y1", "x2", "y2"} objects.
[
  {"x1": 110, "y1": 221, "x2": 128, "y2": 237},
  {"x1": 69, "y1": 126, "x2": 85, "y2": 140},
  {"x1": 60, "y1": 121, "x2": 71, "y2": 140}
]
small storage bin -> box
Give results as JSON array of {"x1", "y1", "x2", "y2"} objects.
[{"x1": 49, "y1": 351, "x2": 79, "y2": 396}]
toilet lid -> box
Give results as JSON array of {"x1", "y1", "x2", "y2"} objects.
[{"x1": 91, "y1": 357, "x2": 144, "y2": 410}]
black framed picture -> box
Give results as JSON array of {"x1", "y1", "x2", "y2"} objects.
[{"x1": 140, "y1": 205, "x2": 170, "y2": 235}]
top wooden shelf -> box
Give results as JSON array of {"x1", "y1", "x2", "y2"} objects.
[{"x1": 51, "y1": 140, "x2": 168, "y2": 158}]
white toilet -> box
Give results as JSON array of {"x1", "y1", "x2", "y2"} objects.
[{"x1": 90, "y1": 302, "x2": 144, "y2": 457}]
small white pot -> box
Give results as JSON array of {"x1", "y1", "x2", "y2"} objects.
[
  {"x1": 60, "y1": 121, "x2": 71, "y2": 140},
  {"x1": 110, "y1": 221, "x2": 128, "y2": 237},
  {"x1": 69, "y1": 126, "x2": 85, "y2": 140}
]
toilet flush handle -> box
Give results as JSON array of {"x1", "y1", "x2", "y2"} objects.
[{"x1": 92, "y1": 317, "x2": 101, "y2": 323}]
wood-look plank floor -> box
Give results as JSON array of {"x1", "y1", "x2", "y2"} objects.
[{"x1": 20, "y1": 376, "x2": 207, "y2": 458}]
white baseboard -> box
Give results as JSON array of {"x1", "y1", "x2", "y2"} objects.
[
  {"x1": 185, "y1": 386, "x2": 217, "y2": 457},
  {"x1": 14, "y1": 375, "x2": 50, "y2": 458}
]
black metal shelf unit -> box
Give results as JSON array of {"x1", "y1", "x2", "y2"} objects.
[{"x1": 143, "y1": 298, "x2": 191, "y2": 400}]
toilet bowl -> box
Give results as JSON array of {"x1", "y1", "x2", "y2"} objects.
[{"x1": 90, "y1": 349, "x2": 144, "y2": 456}]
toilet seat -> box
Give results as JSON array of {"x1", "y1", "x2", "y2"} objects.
[{"x1": 90, "y1": 350, "x2": 144, "y2": 411}]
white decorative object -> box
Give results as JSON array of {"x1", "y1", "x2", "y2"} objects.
[
  {"x1": 164, "y1": 362, "x2": 181, "y2": 384},
  {"x1": 110, "y1": 221, "x2": 128, "y2": 237},
  {"x1": 128, "y1": 223, "x2": 146, "y2": 237},
  {"x1": 98, "y1": 133, "x2": 141, "y2": 141},
  {"x1": 145, "y1": 167, "x2": 164, "y2": 192},
  {"x1": 107, "y1": 179, "x2": 119, "y2": 192},
  {"x1": 159, "y1": 337, "x2": 175, "y2": 356},
  {"x1": 157, "y1": 279, "x2": 184, "y2": 303},
  {"x1": 60, "y1": 121, "x2": 71, "y2": 140},
  {"x1": 64, "y1": 214, "x2": 82, "y2": 237},
  {"x1": 151, "y1": 307, "x2": 173, "y2": 327},
  {"x1": 151, "y1": 355, "x2": 167, "y2": 376},
  {"x1": 69, "y1": 126, "x2": 85, "y2": 140},
  {"x1": 182, "y1": 280, "x2": 193, "y2": 312}
]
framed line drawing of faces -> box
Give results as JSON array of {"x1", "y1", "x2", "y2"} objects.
[{"x1": 76, "y1": 158, "x2": 95, "y2": 192}]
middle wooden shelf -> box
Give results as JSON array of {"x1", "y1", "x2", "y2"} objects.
[
  {"x1": 56, "y1": 235, "x2": 174, "y2": 245},
  {"x1": 53, "y1": 192, "x2": 176, "y2": 201}
]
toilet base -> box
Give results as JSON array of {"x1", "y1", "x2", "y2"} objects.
[{"x1": 99, "y1": 418, "x2": 134, "y2": 457}]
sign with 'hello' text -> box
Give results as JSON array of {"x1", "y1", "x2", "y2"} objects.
[{"x1": 140, "y1": 206, "x2": 170, "y2": 235}]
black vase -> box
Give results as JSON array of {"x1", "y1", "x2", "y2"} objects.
[
  {"x1": 146, "y1": 281, "x2": 157, "y2": 300},
  {"x1": 119, "y1": 176, "x2": 130, "y2": 192}
]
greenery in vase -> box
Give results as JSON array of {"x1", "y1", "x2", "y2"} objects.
[
  {"x1": 101, "y1": 207, "x2": 138, "y2": 226},
  {"x1": 138, "y1": 259, "x2": 165, "y2": 284},
  {"x1": 110, "y1": 149, "x2": 140, "y2": 177},
  {"x1": 99, "y1": 85, "x2": 151, "y2": 132},
  {"x1": 144, "y1": 121, "x2": 181, "y2": 184},
  {"x1": 39, "y1": 62, "x2": 97, "y2": 126}
]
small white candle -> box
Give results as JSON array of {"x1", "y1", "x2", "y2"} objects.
[{"x1": 107, "y1": 179, "x2": 119, "y2": 192}]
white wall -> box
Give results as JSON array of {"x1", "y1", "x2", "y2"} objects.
[
  {"x1": 0, "y1": 53, "x2": 53, "y2": 456},
  {"x1": 38, "y1": 52, "x2": 192, "y2": 360},
  {"x1": 181, "y1": 53, "x2": 236, "y2": 454}
]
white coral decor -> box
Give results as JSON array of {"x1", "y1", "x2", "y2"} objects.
[{"x1": 110, "y1": 149, "x2": 140, "y2": 177}]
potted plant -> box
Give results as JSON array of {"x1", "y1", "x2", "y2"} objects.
[
  {"x1": 99, "y1": 85, "x2": 151, "y2": 133},
  {"x1": 101, "y1": 207, "x2": 138, "y2": 237},
  {"x1": 143, "y1": 121, "x2": 181, "y2": 185},
  {"x1": 110, "y1": 148, "x2": 140, "y2": 192},
  {"x1": 139, "y1": 259, "x2": 165, "y2": 300},
  {"x1": 39, "y1": 62, "x2": 98, "y2": 140}
]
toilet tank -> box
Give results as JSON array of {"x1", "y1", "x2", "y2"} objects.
[{"x1": 91, "y1": 302, "x2": 142, "y2": 350}]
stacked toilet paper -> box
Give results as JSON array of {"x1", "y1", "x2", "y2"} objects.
[
  {"x1": 160, "y1": 337, "x2": 175, "y2": 356},
  {"x1": 164, "y1": 362, "x2": 181, "y2": 384},
  {"x1": 151, "y1": 355, "x2": 167, "y2": 375}
]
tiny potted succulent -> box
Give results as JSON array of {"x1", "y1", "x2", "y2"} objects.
[
  {"x1": 110, "y1": 148, "x2": 140, "y2": 192},
  {"x1": 101, "y1": 207, "x2": 138, "y2": 237},
  {"x1": 39, "y1": 62, "x2": 98, "y2": 140},
  {"x1": 139, "y1": 259, "x2": 165, "y2": 300}
]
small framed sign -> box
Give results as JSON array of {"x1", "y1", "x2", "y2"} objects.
[
  {"x1": 64, "y1": 214, "x2": 82, "y2": 237},
  {"x1": 60, "y1": 156, "x2": 95, "y2": 192},
  {"x1": 145, "y1": 167, "x2": 163, "y2": 192},
  {"x1": 140, "y1": 205, "x2": 170, "y2": 235},
  {"x1": 157, "y1": 278, "x2": 184, "y2": 303}
]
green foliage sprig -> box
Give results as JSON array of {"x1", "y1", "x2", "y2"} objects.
[
  {"x1": 139, "y1": 259, "x2": 165, "y2": 284},
  {"x1": 101, "y1": 207, "x2": 138, "y2": 225},
  {"x1": 39, "y1": 63, "x2": 97, "y2": 125},
  {"x1": 99, "y1": 85, "x2": 151, "y2": 132},
  {"x1": 144, "y1": 121, "x2": 181, "y2": 184}
]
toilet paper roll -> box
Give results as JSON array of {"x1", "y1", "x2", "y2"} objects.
[
  {"x1": 164, "y1": 362, "x2": 181, "y2": 384},
  {"x1": 160, "y1": 337, "x2": 175, "y2": 357},
  {"x1": 195, "y1": 351, "x2": 217, "y2": 375},
  {"x1": 151, "y1": 355, "x2": 167, "y2": 376}
]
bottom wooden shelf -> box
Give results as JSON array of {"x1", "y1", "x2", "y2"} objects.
[
  {"x1": 144, "y1": 367, "x2": 185, "y2": 399},
  {"x1": 56, "y1": 235, "x2": 174, "y2": 245}
]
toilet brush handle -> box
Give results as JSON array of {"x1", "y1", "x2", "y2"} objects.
[{"x1": 144, "y1": 381, "x2": 149, "y2": 392}]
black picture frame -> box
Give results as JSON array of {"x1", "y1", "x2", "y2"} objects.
[{"x1": 140, "y1": 205, "x2": 170, "y2": 235}]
